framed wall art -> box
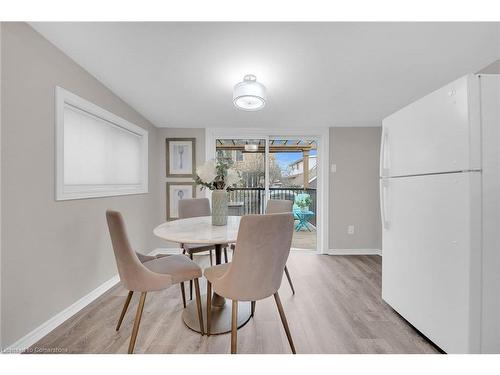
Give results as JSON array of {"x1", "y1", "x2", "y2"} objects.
[
  {"x1": 166, "y1": 182, "x2": 196, "y2": 220},
  {"x1": 166, "y1": 138, "x2": 196, "y2": 177}
]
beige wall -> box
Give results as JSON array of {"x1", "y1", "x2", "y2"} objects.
[
  {"x1": 0, "y1": 22, "x2": 384, "y2": 348},
  {"x1": 478, "y1": 59, "x2": 500, "y2": 74},
  {"x1": 329, "y1": 127, "x2": 382, "y2": 250},
  {"x1": 152, "y1": 128, "x2": 206, "y2": 249},
  {"x1": 1, "y1": 23, "x2": 161, "y2": 347},
  {"x1": 153, "y1": 127, "x2": 383, "y2": 251},
  {"x1": 154, "y1": 127, "x2": 383, "y2": 252}
]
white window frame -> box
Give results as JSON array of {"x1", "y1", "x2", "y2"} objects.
[{"x1": 55, "y1": 86, "x2": 149, "y2": 201}]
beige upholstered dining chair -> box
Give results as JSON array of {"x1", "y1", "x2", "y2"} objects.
[
  {"x1": 178, "y1": 198, "x2": 228, "y2": 299},
  {"x1": 229, "y1": 199, "x2": 296, "y2": 294},
  {"x1": 204, "y1": 213, "x2": 296, "y2": 354},
  {"x1": 265, "y1": 199, "x2": 296, "y2": 294},
  {"x1": 106, "y1": 210, "x2": 204, "y2": 354}
]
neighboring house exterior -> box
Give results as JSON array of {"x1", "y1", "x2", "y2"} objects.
[
  {"x1": 217, "y1": 148, "x2": 317, "y2": 188},
  {"x1": 285, "y1": 155, "x2": 317, "y2": 188}
]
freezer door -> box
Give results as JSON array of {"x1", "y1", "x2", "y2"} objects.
[
  {"x1": 380, "y1": 75, "x2": 480, "y2": 178},
  {"x1": 381, "y1": 172, "x2": 481, "y2": 353}
]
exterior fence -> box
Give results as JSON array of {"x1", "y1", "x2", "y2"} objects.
[{"x1": 227, "y1": 187, "x2": 317, "y2": 226}]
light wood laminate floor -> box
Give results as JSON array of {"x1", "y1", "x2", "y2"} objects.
[
  {"x1": 30, "y1": 254, "x2": 440, "y2": 354},
  {"x1": 291, "y1": 229, "x2": 316, "y2": 250}
]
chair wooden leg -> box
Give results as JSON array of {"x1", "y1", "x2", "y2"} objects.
[
  {"x1": 273, "y1": 292, "x2": 296, "y2": 354},
  {"x1": 231, "y1": 300, "x2": 238, "y2": 354},
  {"x1": 206, "y1": 281, "x2": 212, "y2": 336},
  {"x1": 251, "y1": 301, "x2": 256, "y2": 317},
  {"x1": 128, "y1": 292, "x2": 147, "y2": 354},
  {"x1": 209, "y1": 250, "x2": 213, "y2": 266},
  {"x1": 224, "y1": 247, "x2": 228, "y2": 263},
  {"x1": 180, "y1": 282, "x2": 186, "y2": 308},
  {"x1": 116, "y1": 291, "x2": 133, "y2": 331},
  {"x1": 284, "y1": 265, "x2": 295, "y2": 295},
  {"x1": 193, "y1": 278, "x2": 205, "y2": 335},
  {"x1": 189, "y1": 253, "x2": 194, "y2": 300}
]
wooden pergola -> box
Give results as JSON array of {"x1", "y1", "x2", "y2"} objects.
[{"x1": 216, "y1": 139, "x2": 317, "y2": 188}]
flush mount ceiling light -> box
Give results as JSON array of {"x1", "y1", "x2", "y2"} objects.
[{"x1": 233, "y1": 74, "x2": 267, "y2": 111}]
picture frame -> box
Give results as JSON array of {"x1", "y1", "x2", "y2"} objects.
[
  {"x1": 166, "y1": 138, "x2": 196, "y2": 177},
  {"x1": 166, "y1": 182, "x2": 196, "y2": 220}
]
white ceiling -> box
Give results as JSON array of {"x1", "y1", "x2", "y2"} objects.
[{"x1": 31, "y1": 22, "x2": 499, "y2": 128}]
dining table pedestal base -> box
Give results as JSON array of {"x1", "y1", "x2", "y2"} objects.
[{"x1": 182, "y1": 296, "x2": 252, "y2": 335}]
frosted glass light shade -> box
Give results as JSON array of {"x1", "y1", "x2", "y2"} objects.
[{"x1": 233, "y1": 74, "x2": 267, "y2": 111}]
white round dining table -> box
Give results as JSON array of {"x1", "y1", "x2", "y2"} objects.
[{"x1": 153, "y1": 216, "x2": 251, "y2": 335}]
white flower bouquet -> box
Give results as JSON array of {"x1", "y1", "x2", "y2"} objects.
[{"x1": 195, "y1": 158, "x2": 241, "y2": 190}]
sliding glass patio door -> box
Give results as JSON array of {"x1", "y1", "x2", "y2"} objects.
[
  {"x1": 267, "y1": 137, "x2": 318, "y2": 251},
  {"x1": 215, "y1": 138, "x2": 269, "y2": 216},
  {"x1": 212, "y1": 134, "x2": 319, "y2": 252}
]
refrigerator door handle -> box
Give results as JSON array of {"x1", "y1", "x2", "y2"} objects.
[
  {"x1": 380, "y1": 179, "x2": 390, "y2": 229},
  {"x1": 381, "y1": 129, "x2": 390, "y2": 177}
]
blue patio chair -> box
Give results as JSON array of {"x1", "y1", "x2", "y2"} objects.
[{"x1": 293, "y1": 194, "x2": 314, "y2": 231}]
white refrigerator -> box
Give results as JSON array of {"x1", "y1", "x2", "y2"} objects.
[{"x1": 380, "y1": 74, "x2": 500, "y2": 353}]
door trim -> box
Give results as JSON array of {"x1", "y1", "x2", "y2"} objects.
[{"x1": 205, "y1": 128, "x2": 329, "y2": 254}]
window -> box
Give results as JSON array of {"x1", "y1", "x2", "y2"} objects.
[{"x1": 55, "y1": 87, "x2": 148, "y2": 200}]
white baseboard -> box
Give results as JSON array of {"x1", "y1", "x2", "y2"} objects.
[
  {"x1": 2, "y1": 248, "x2": 188, "y2": 353},
  {"x1": 326, "y1": 248, "x2": 382, "y2": 256},
  {"x1": 155, "y1": 246, "x2": 382, "y2": 257},
  {"x1": 3, "y1": 274, "x2": 120, "y2": 354},
  {"x1": 158, "y1": 247, "x2": 381, "y2": 256},
  {"x1": 149, "y1": 247, "x2": 182, "y2": 256}
]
